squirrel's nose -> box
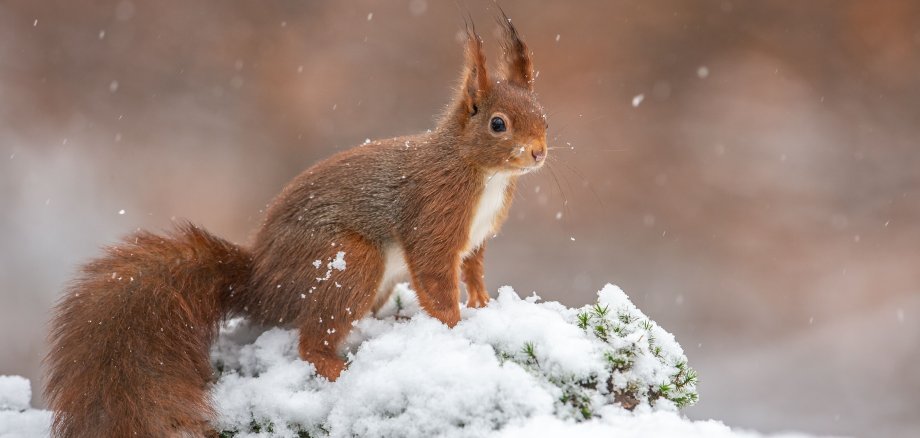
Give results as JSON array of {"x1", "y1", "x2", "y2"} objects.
[{"x1": 531, "y1": 147, "x2": 546, "y2": 163}]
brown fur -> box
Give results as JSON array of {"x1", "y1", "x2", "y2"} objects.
[
  {"x1": 45, "y1": 16, "x2": 547, "y2": 437},
  {"x1": 45, "y1": 224, "x2": 251, "y2": 437}
]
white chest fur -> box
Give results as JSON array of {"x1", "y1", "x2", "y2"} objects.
[
  {"x1": 464, "y1": 171, "x2": 512, "y2": 257},
  {"x1": 373, "y1": 172, "x2": 511, "y2": 309}
]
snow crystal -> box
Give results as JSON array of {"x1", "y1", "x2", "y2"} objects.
[
  {"x1": 328, "y1": 251, "x2": 346, "y2": 271},
  {"x1": 697, "y1": 66, "x2": 710, "y2": 78},
  {"x1": 631, "y1": 94, "x2": 645, "y2": 107}
]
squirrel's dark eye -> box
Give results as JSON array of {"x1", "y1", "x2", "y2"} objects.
[{"x1": 490, "y1": 116, "x2": 507, "y2": 133}]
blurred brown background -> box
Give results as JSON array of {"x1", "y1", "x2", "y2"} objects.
[{"x1": 1, "y1": 1, "x2": 918, "y2": 436}]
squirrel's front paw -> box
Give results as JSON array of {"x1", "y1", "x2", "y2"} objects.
[
  {"x1": 301, "y1": 350, "x2": 346, "y2": 381},
  {"x1": 466, "y1": 290, "x2": 491, "y2": 309},
  {"x1": 427, "y1": 306, "x2": 461, "y2": 327}
]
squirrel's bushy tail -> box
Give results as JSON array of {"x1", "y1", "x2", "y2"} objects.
[{"x1": 45, "y1": 223, "x2": 251, "y2": 438}]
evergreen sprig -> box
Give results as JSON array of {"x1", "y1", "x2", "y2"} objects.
[{"x1": 491, "y1": 296, "x2": 699, "y2": 418}]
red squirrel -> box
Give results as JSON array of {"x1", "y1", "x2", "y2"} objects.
[{"x1": 45, "y1": 16, "x2": 547, "y2": 438}]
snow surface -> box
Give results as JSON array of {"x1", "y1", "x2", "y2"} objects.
[
  {"x1": 208, "y1": 283, "x2": 734, "y2": 437},
  {"x1": 0, "y1": 284, "x2": 814, "y2": 437},
  {"x1": 0, "y1": 375, "x2": 50, "y2": 438},
  {"x1": 0, "y1": 376, "x2": 30, "y2": 411}
]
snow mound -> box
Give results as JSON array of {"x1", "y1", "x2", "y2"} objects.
[
  {"x1": 0, "y1": 284, "x2": 803, "y2": 437},
  {"x1": 0, "y1": 375, "x2": 51, "y2": 438},
  {"x1": 0, "y1": 376, "x2": 31, "y2": 411},
  {"x1": 210, "y1": 284, "x2": 705, "y2": 437}
]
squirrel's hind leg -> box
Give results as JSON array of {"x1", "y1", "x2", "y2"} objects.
[{"x1": 295, "y1": 232, "x2": 383, "y2": 381}]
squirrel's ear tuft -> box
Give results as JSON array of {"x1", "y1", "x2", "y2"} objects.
[
  {"x1": 496, "y1": 9, "x2": 534, "y2": 90},
  {"x1": 457, "y1": 21, "x2": 490, "y2": 119}
]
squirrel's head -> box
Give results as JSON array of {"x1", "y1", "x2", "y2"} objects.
[{"x1": 445, "y1": 14, "x2": 548, "y2": 175}]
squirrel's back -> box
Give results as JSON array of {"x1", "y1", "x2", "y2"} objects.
[{"x1": 258, "y1": 134, "x2": 453, "y2": 242}]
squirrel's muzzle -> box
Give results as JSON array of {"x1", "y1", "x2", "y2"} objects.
[{"x1": 532, "y1": 147, "x2": 546, "y2": 163}]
